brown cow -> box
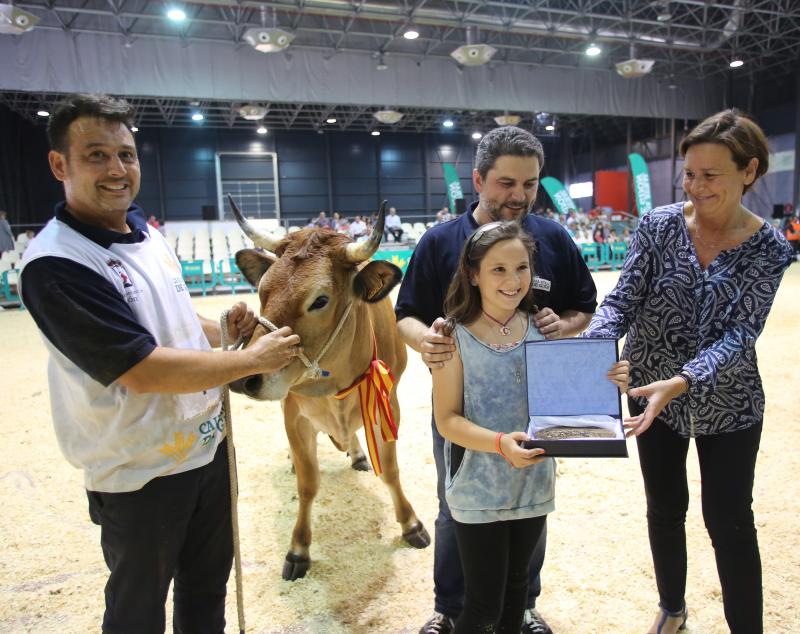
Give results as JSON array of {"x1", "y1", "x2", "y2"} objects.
[{"x1": 228, "y1": 198, "x2": 430, "y2": 580}]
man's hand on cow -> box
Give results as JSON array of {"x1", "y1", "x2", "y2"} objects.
[
  {"x1": 248, "y1": 326, "x2": 302, "y2": 373},
  {"x1": 533, "y1": 307, "x2": 566, "y2": 339},
  {"x1": 226, "y1": 301, "x2": 259, "y2": 342},
  {"x1": 421, "y1": 317, "x2": 455, "y2": 370}
]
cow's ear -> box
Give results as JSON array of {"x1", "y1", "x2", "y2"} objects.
[
  {"x1": 235, "y1": 249, "x2": 274, "y2": 288},
  {"x1": 353, "y1": 260, "x2": 402, "y2": 303}
]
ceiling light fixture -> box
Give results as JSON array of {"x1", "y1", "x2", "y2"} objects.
[
  {"x1": 403, "y1": 28, "x2": 419, "y2": 40},
  {"x1": 585, "y1": 43, "x2": 601, "y2": 56},
  {"x1": 326, "y1": 117, "x2": 337, "y2": 124},
  {"x1": 443, "y1": 119, "x2": 454, "y2": 128},
  {"x1": 375, "y1": 52, "x2": 388, "y2": 70},
  {"x1": 729, "y1": 58, "x2": 744, "y2": 68},
  {"x1": 166, "y1": 7, "x2": 186, "y2": 22},
  {"x1": 451, "y1": 26, "x2": 496, "y2": 67},
  {"x1": 545, "y1": 124, "x2": 555, "y2": 132},
  {"x1": 191, "y1": 112, "x2": 204, "y2": 121},
  {"x1": 373, "y1": 109, "x2": 404, "y2": 124},
  {"x1": 471, "y1": 132, "x2": 482, "y2": 140},
  {"x1": 371, "y1": 130, "x2": 381, "y2": 136},
  {"x1": 615, "y1": 44, "x2": 655, "y2": 78},
  {"x1": 131, "y1": 125, "x2": 139, "y2": 132},
  {"x1": 256, "y1": 126, "x2": 268, "y2": 135},
  {"x1": 36, "y1": 110, "x2": 49, "y2": 117},
  {"x1": 244, "y1": 6, "x2": 294, "y2": 53},
  {"x1": 0, "y1": 4, "x2": 40, "y2": 34}
]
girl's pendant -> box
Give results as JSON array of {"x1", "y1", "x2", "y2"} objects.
[{"x1": 500, "y1": 326, "x2": 511, "y2": 336}]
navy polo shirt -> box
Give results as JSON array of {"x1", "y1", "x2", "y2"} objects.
[
  {"x1": 21, "y1": 203, "x2": 158, "y2": 386},
  {"x1": 395, "y1": 202, "x2": 597, "y2": 327}
]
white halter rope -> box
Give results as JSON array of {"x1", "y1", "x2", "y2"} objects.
[
  {"x1": 254, "y1": 301, "x2": 354, "y2": 379},
  {"x1": 219, "y1": 309, "x2": 246, "y2": 634}
]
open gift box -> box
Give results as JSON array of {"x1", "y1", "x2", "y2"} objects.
[{"x1": 521, "y1": 337, "x2": 627, "y2": 458}]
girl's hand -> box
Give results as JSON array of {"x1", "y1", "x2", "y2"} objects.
[
  {"x1": 607, "y1": 360, "x2": 630, "y2": 393},
  {"x1": 623, "y1": 376, "x2": 688, "y2": 437},
  {"x1": 499, "y1": 431, "x2": 546, "y2": 469}
]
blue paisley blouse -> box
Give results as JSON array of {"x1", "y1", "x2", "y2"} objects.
[{"x1": 585, "y1": 203, "x2": 793, "y2": 437}]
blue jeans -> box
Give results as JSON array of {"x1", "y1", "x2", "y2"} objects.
[{"x1": 432, "y1": 417, "x2": 546, "y2": 619}]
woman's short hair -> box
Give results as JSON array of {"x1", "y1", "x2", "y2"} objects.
[
  {"x1": 679, "y1": 109, "x2": 769, "y2": 194},
  {"x1": 443, "y1": 221, "x2": 537, "y2": 333}
]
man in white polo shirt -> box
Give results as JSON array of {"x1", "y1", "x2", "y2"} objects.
[{"x1": 20, "y1": 94, "x2": 300, "y2": 634}]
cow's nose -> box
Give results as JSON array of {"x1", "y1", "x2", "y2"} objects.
[{"x1": 229, "y1": 374, "x2": 262, "y2": 396}]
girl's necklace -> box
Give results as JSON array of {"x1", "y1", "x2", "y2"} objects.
[{"x1": 482, "y1": 309, "x2": 516, "y2": 336}]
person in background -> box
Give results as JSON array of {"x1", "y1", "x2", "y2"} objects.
[
  {"x1": 0, "y1": 210, "x2": 14, "y2": 254},
  {"x1": 584, "y1": 109, "x2": 793, "y2": 634},
  {"x1": 784, "y1": 213, "x2": 799, "y2": 261},
  {"x1": 436, "y1": 206, "x2": 453, "y2": 224},
  {"x1": 396, "y1": 125, "x2": 597, "y2": 634},
  {"x1": 349, "y1": 215, "x2": 367, "y2": 240},
  {"x1": 146, "y1": 214, "x2": 160, "y2": 230},
  {"x1": 385, "y1": 206, "x2": 405, "y2": 242},
  {"x1": 331, "y1": 211, "x2": 344, "y2": 231},
  {"x1": 314, "y1": 211, "x2": 332, "y2": 229},
  {"x1": 19, "y1": 93, "x2": 301, "y2": 633}
]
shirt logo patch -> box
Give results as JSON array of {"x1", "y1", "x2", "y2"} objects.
[
  {"x1": 532, "y1": 276, "x2": 551, "y2": 292},
  {"x1": 106, "y1": 259, "x2": 133, "y2": 288}
]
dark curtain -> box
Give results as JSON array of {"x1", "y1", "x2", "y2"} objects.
[{"x1": 0, "y1": 105, "x2": 63, "y2": 232}]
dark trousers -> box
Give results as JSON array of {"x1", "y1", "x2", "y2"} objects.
[
  {"x1": 432, "y1": 417, "x2": 546, "y2": 619},
  {"x1": 453, "y1": 516, "x2": 546, "y2": 633},
  {"x1": 631, "y1": 399, "x2": 763, "y2": 633},
  {"x1": 87, "y1": 439, "x2": 233, "y2": 634}
]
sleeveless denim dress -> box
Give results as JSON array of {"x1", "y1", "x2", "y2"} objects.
[{"x1": 445, "y1": 316, "x2": 556, "y2": 524}]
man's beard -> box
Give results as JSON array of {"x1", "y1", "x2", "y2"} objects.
[{"x1": 483, "y1": 198, "x2": 530, "y2": 222}]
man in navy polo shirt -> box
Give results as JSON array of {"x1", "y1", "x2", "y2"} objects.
[
  {"x1": 396, "y1": 126, "x2": 597, "y2": 634},
  {"x1": 19, "y1": 94, "x2": 301, "y2": 633}
]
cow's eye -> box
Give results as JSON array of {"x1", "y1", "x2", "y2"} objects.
[{"x1": 309, "y1": 295, "x2": 329, "y2": 311}]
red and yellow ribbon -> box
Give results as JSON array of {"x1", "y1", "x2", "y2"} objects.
[{"x1": 334, "y1": 337, "x2": 398, "y2": 477}]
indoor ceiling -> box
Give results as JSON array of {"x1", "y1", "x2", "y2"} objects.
[{"x1": 3, "y1": 1, "x2": 799, "y2": 139}]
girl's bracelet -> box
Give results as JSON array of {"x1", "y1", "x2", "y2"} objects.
[{"x1": 495, "y1": 431, "x2": 514, "y2": 466}]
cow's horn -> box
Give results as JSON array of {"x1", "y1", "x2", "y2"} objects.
[
  {"x1": 344, "y1": 200, "x2": 387, "y2": 263},
  {"x1": 227, "y1": 194, "x2": 282, "y2": 252}
]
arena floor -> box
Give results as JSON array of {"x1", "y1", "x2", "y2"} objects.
[{"x1": 1, "y1": 266, "x2": 798, "y2": 634}]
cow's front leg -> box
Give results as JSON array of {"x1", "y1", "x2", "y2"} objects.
[
  {"x1": 282, "y1": 398, "x2": 319, "y2": 580},
  {"x1": 376, "y1": 413, "x2": 430, "y2": 549}
]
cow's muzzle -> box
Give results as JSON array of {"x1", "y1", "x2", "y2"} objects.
[{"x1": 229, "y1": 374, "x2": 263, "y2": 397}]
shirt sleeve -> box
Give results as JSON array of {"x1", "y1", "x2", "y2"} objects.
[
  {"x1": 20, "y1": 256, "x2": 157, "y2": 387},
  {"x1": 394, "y1": 231, "x2": 442, "y2": 327}
]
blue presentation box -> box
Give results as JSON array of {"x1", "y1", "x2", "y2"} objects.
[{"x1": 522, "y1": 338, "x2": 628, "y2": 458}]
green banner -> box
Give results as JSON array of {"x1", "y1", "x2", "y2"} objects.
[
  {"x1": 540, "y1": 176, "x2": 577, "y2": 216},
  {"x1": 442, "y1": 163, "x2": 464, "y2": 212},
  {"x1": 372, "y1": 248, "x2": 413, "y2": 274},
  {"x1": 628, "y1": 152, "x2": 653, "y2": 215}
]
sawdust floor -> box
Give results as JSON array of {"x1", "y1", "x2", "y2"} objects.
[{"x1": 1, "y1": 267, "x2": 799, "y2": 633}]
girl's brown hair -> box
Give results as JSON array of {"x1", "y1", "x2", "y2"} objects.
[
  {"x1": 443, "y1": 221, "x2": 538, "y2": 335},
  {"x1": 679, "y1": 109, "x2": 769, "y2": 194}
]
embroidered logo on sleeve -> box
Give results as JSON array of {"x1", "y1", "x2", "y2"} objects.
[
  {"x1": 532, "y1": 276, "x2": 551, "y2": 292},
  {"x1": 159, "y1": 431, "x2": 197, "y2": 464}
]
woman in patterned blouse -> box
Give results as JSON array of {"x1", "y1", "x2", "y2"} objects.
[{"x1": 584, "y1": 110, "x2": 793, "y2": 634}]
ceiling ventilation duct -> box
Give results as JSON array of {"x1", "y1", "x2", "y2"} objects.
[
  {"x1": 244, "y1": 6, "x2": 294, "y2": 53},
  {"x1": 494, "y1": 114, "x2": 521, "y2": 126},
  {"x1": 373, "y1": 109, "x2": 404, "y2": 124},
  {"x1": 615, "y1": 45, "x2": 655, "y2": 78},
  {"x1": 451, "y1": 26, "x2": 496, "y2": 67},
  {"x1": 0, "y1": 4, "x2": 39, "y2": 34},
  {"x1": 238, "y1": 104, "x2": 268, "y2": 121}
]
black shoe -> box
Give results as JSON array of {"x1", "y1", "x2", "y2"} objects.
[
  {"x1": 522, "y1": 608, "x2": 553, "y2": 634},
  {"x1": 419, "y1": 611, "x2": 455, "y2": 634}
]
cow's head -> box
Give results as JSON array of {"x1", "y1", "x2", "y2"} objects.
[{"x1": 228, "y1": 197, "x2": 402, "y2": 401}]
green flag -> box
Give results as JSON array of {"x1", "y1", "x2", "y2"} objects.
[
  {"x1": 442, "y1": 163, "x2": 464, "y2": 212},
  {"x1": 628, "y1": 153, "x2": 653, "y2": 215},
  {"x1": 540, "y1": 176, "x2": 577, "y2": 216}
]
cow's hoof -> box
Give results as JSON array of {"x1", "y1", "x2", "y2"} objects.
[
  {"x1": 402, "y1": 522, "x2": 431, "y2": 549},
  {"x1": 350, "y1": 456, "x2": 370, "y2": 472},
  {"x1": 282, "y1": 552, "x2": 310, "y2": 581}
]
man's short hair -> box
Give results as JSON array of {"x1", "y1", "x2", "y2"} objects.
[
  {"x1": 47, "y1": 94, "x2": 136, "y2": 154},
  {"x1": 475, "y1": 126, "x2": 545, "y2": 178}
]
